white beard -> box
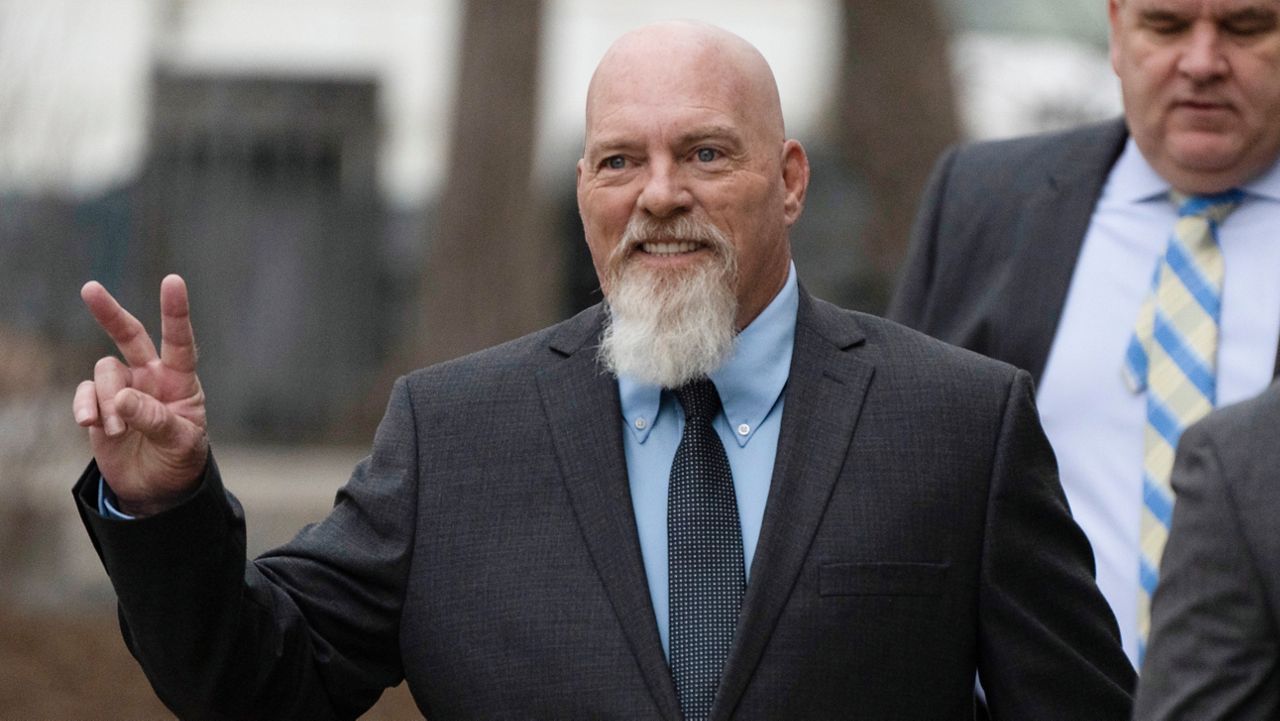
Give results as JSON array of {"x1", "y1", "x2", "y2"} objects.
[{"x1": 598, "y1": 215, "x2": 739, "y2": 389}]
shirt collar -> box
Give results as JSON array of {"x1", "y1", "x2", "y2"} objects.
[
  {"x1": 1109, "y1": 136, "x2": 1280, "y2": 204},
  {"x1": 1244, "y1": 154, "x2": 1280, "y2": 202},
  {"x1": 1107, "y1": 138, "x2": 1174, "y2": 204},
  {"x1": 617, "y1": 262, "x2": 798, "y2": 447}
]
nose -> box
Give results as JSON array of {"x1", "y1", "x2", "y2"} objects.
[
  {"x1": 1178, "y1": 23, "x2": 1228, "y2": 83},
  {"x1": 636, "y1": 158, "x2": 692, "y2": 218}
]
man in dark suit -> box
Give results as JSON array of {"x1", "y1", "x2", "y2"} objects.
[
  {"x1": 1135, "y1": 381, "x2": 1280, "y2": 719},
  {"x1": 71, "y1": 21, "x2": 1133, "y2": 720},
  {"x1": 890, "y1": 0, "x2": 1280, "y2": 666}
]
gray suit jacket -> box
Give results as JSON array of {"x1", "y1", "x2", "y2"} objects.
[
  {"x1": 887, "y1": 118, "x2": 1280, "y2": 381},
  {"x1": 1134, "y1": 382, "x2": 1280, "y2": 720},
  {"x1": 75, "y1": 290, "x2": 1134, "y2": 720},
  {"x1": 887, "y1": 119, "x2": 1127, "y2": 381}
]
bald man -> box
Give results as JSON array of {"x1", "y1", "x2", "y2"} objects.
[{"x1": 72, "y1": 22, "x2": 1133, "y2": 720}]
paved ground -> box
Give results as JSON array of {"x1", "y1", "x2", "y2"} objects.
[
  {"x1": 0, "y1": 604, "x2": 422, "y2": 719},
  {"x1": 1, "y1": 440, "x2": 424, "y2": 719}
]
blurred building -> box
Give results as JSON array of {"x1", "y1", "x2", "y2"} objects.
[
  {"x1": 0, "y1": 0, "x2": 1120, "y2": 441},
  {"x1": 144, "y1": 72, "x2": 386, "y2": 439}
]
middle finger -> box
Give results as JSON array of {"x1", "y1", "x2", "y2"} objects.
[{"x1": 94, "y1": 355, "x2": 133, "y2": 437}]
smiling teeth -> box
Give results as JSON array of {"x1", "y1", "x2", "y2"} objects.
[{"x1": 641, "y1": 241, "x2": 698, "y2": 255}]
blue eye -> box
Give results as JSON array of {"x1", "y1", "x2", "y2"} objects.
[
  {"x1": 604, "y1": 156, "x2": 626, "y2": 170},
  {"x1": 695, "y1": 148, "x2": 719, "y2": 162}
]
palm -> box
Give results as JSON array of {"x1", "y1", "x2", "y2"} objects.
[{"x1": 76, "y1": 275, "x2": 209, "y2": 515}]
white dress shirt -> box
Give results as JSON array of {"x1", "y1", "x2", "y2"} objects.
[{"x1": 1036, "y1": 139, "x2": 1280, "y2": 666}]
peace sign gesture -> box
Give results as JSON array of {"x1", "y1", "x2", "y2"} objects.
[{"x1": 73, "y1": 275, "x2": 210, "y2": 517}]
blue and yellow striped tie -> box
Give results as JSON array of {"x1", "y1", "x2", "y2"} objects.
[{"x1": 1123, "y1": 189, "x2": 1243, "y2": 660}]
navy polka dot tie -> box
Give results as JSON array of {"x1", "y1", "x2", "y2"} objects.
[{"x1": 668, "y1": 379, "x2": 745, "y2": 721}]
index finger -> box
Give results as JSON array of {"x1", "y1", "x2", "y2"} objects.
[
  {"x1": 81, "y1": 281, "x2": 159, "y2": 367},
  {"x1": 159, "y1": 274, "x2": 198, "y2": 373}
]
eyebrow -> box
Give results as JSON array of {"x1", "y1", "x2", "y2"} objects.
[
  {"x1": 1220, "y1": 5, "x2": 1279, "y2": 23},
  {"x1": 1138, "y1": 8, "x2": 1187, "y2": 23},
  {"x1": 585, "y1": 137, "x2": 639, "y2": 155},
  {"x1": 585, "y1": 124, "x2": 747, "y2": 160},
  {"x1": 1139, "y1": 4, "x2": 1280, "y2": 24}
]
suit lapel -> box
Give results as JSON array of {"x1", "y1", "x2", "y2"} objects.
[
  {"x1": 713, "y1": 291, "x2": 874, "y2": 721},
  {"x1": 535, "y1": 306, "x2": 683, "y2": 721},
  {"x1": 996, "y1": 119, "x2": 1129, "y2": 383}
]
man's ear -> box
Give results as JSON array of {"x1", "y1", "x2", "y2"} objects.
[
  {"x1": 781, "y1": 139, "x2": 810, "y2": 227},
  {"x1": 1108, "y1": 0, "x2": 1124, "y2": 75},
  {"x1": 575, "y1": 157, "x2": 587, "y2": 219}
]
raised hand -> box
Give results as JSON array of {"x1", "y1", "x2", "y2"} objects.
[{"x1": 73, "y1": 274, "x2": 209, "y2": 516}]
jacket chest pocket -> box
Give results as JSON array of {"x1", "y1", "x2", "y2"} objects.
[{"x1": 819, "y1": 561, "x2": 949, "y2": 597}]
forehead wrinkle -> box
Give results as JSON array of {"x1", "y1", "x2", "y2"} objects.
[
  {"x1": 674, "y1": 123, "x2": 743, "y2": 144},
  {"x1": 585, "y1": 99, "x2": 753, "y2": 150}
]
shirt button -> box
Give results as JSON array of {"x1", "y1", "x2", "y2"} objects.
[
  {"x1": 634, "y1": 417, "x2": 647, "y2": 430},
  {"x1": 737, "y1": 423, "x2": 751, "y2": 436}
]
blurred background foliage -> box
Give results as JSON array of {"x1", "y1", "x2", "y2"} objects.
[
  {"x1": 0, "y1": 0, "x2": 1120, "y2": 444},
  {"x1": 0, "y1": 0, "x2": 1118, "y2": 716}
]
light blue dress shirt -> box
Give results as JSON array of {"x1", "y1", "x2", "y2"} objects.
[
  {"x1": 617, "y1": 263, "x2": 797, "y2": 659},
  {"x1": 100, "y1": 478, "x2": 132, "y2": 518}
]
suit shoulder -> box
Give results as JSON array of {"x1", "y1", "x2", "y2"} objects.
[
  {"x1": 1183, "y1": 383, "x2": 1280, "y2": 464},
  {"x1": 400, "y1": 305, "x2": 602, "y2": 394},
  {"x1": 806, "y1": 300, "x2": 1034, "y2": 452},
  {"x1": 1174, "y1": 385, "x2": 1280, "y2": 583},
  {"x1": 1198, "y1": 384, "x2": 1280, "y2": 427},
  {"x1": 912, "y1": 119, "x2": 1125, "y2": 259},
  {"x1": 811, "y1": 298, "x2": 1023, "y2": 390},
  {"x1": 948, "y1": 119, "x2": 1125, "y2": 176}
]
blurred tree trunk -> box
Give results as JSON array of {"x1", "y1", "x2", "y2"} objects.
[
  {"x1": 408, "y1": 0, "x2": 550, "y2": 368},
  {"x1": 835, "y1": 0, "x2": 960, "y2": 309}
]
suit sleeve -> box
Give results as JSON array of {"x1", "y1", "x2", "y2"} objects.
[
  {"x1": 72, "y1": 376, "x2": 421, "y2": 721},
  {"x1": 885, "y1": 145, "x2": 957, "y2": 330},
  {"x1": 1133, "y1": 422, "x2": 1280, "y2": 721},
  {"x1": 978, "y1": 370, "x2": 1136, "y2": 720}
]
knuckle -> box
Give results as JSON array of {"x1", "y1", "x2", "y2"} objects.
[{"x1": 116, "y1": 387, "x2": 140, "y2": 411}]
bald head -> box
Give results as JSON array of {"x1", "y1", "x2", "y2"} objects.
[{"x1": 585, "y1": 21, "x2": 785, "y2": 144}]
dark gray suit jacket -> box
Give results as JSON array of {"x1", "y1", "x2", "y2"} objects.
[
  {"x1": 75, "y1": 290, "x2": 1134, "y2": 720},
  {"x1": 887, "y1": 118, "x2": 1280, "y2": 381},
  {"x1": 1135, "y1": 382, "x2": 1280, "y2": 720},
  {"x1": 887, "y1": 119, "x2": 1128, "y2": 381}
]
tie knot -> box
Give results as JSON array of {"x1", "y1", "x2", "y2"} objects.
[
  {"x1": 674, "y1": 379, "x2": 722, "y2": 423},
  {"x1": 1171, "y1": 188, "x2": 1245, "y2": 223}
]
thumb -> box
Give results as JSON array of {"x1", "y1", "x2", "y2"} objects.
[{"x1": 114, "y1": 388, "x2": 186, "y2": 445}]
